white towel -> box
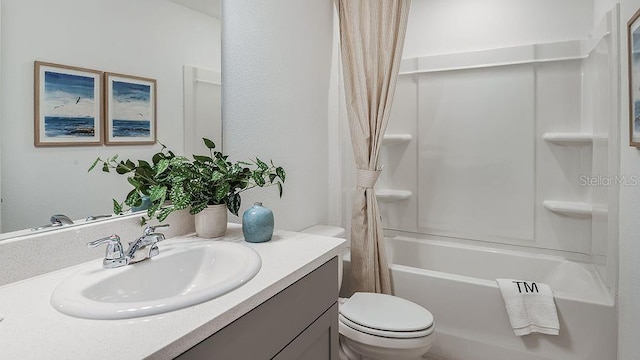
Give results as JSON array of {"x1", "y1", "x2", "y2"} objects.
[{"x1": 496, "y1": 278, "x2": 559, "y2": 336}]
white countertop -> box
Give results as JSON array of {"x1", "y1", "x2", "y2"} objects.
[{"x1": 0, "y1": 224, "x2": 346, "y2": 359}]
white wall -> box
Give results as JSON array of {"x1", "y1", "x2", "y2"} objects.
[
  {"x1": 595, "y1": 0, "x2": 621, "y2": 24},
  {"x1": 617, "y1": 1, "x2": 640, "y2": 358},
  {"x1": 0, "y1": 0, "x2": 220, "y2": 232},
  {"x1": 403, "y1": 0, "x2": 594, "y2": 59},
  {"x1": 222, "y1": 0, "x2": 334, "y2": 231}
]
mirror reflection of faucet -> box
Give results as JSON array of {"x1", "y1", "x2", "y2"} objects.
[
  {"x1": 30, "y1": 214, "x2": 75, "y2": 231},
  {"x1": 51, "y1": 214, "x2": 74, "y2": 225},
  {"x1": 85, "y1": 214, "x2": 113, "y2": 222},
  {"x1": 88, "y1": 224, "x2": 170, "y2": 269}
]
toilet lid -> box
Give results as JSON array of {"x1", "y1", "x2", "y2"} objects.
[{"x1": 339, "y1": 292, "x2": 434, "y2": 336}]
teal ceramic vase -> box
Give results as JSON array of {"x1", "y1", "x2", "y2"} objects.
[
  {"x1": 131, "y1": 195, "x2": 151, "y2": 213},
  {"x1": 242, "y1": 202, "x2": 274, "y2": 243}
]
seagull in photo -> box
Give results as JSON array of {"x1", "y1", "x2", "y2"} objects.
[{"x1": 76, "y1": 96, "x2": 80, "y2": 104}]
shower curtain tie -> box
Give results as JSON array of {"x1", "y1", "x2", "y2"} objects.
[{"x1": 356, "y1": 168, "x2": 381, "y2": 188}]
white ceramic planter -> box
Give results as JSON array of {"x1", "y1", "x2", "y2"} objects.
[{"x1": 195, "y1": 204, "x2": 228, "y2": 238}]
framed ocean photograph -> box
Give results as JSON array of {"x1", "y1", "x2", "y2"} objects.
[
  {"x1": 34, "y1": 62, "x2": 103, "y2": 146},
  {"x1": 104, "y1": 72, "x2": 156, "y2": 145},
  {"x1": 629, "y1": 9, "x2": 640, "y2": 147}
]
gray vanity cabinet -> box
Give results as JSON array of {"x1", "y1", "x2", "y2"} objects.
[{"x1": 177, "y1": 257, "x2": 339, "y2": 360}]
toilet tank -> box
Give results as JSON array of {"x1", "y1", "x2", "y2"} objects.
[
  {"x1": 300, "y1": 225, "x2": 346, "y2": 290},
  {"x1": 301, "y1": 225, "x2": 346, "y2": 238}
]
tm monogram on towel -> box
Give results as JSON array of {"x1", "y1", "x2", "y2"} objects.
[
  {"x1": 496, "y1": 279, "x2": 560, "y2": 336},
  {"x1": 512, "y1": 281, "x2": 539, "y2": 293}
]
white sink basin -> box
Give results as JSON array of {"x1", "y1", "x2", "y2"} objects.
[{"x1": 50, "y1": 240, "x2": 261, "y2": 320}]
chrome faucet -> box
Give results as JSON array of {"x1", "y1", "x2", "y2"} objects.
[
  {"x1": 87, "y1": 234, "x2": 128, "y2": 269},
  {"x1": 126, "y1": 224, "x2": 170, "y2": 263},
  {"x1": 31, "y1": 214, "x2": 75, "y2": 231},
  {"x1": 88, "y1": 224, "x2": 170, "y2": 269}
]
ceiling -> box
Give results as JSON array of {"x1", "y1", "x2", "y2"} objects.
[{"x1": 170, "y1": 0, "x2": 221, "y2": 19}]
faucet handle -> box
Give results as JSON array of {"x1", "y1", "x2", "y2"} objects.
[
  {"x1": 88, "y1": 235, "x2": 127, "y2": 268},
  {"x1": 143, "y1": 224, "x2": 170, "y2": 236},
  {"x1": 88, "y1": 234, "x2": 121, "y2": 248}
]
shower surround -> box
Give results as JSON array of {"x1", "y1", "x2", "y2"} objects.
[{"x1": 339, "y1": 5, "x2": 620, "y2": 359}]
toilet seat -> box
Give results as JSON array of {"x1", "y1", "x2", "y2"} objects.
[
  {"x1": 339, "y1": 320, "x2": 434, "y2": 353},
  {"x1": 339, "y1": 314, "x2": 434, "y2": 338},
  {"x1": 339, "y1": 292, "x2": 434, "y2": 339}
]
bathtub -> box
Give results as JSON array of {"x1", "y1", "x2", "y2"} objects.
[{"x1": 340, "y1": 235, "x2": 617, "y2": 360}]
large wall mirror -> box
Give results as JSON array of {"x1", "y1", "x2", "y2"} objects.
[{"x1": 0, "y1": 0, "x2": 221, "y2": 239}]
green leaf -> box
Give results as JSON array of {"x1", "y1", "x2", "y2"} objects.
[
  {"x1": 227, "y1": 193, "x2": 241, "y2": 216},
  {"x1": 215, "y1": 183, "x2": 230, "y2": 202},
  {"x1": 155, "y1": 159, "x2": 170, "y2": 176},
  {"x1": 277, "y1": 182, "x2": 283, "y2": 197},
  {"x1": 256, "y1": 158, "x2": 269, "y2": 171},
  {"x1": 203, "y1": 138, "x2": 216, "y2": 149},
  {"x1": 147, "y1": 201, "x2": 161, "y2": 218},
  {"x1": 88, "y1": 158, "x2": 100, "y2": 172},
  {"x1": 269, "y1": 173, "x2": 277, "y2": 184},
  {"x1": 115, "y1": 162, "x2": 130, "y2": 175},
  {"x1": 189, "y1": 202, "x2": 208, "y2": 215},
  {"x1": 169, "y1": 185, "x2": 189, "y2": 209},
  {"x1": 193, "y1": 155, "x2": 213, "y2": 163},
  {"x1": 124, "y1": 189, "x2": 141, "y2": 207},
  {"x1": 113, "y1": 199, "x2": 123, "y2": 215},
  {"x1": 102, "y1": 163, "x2": 110, "y2": 173},
  {"x1": 127, "y1": 177, "x2": 142, "y2": 189},
  {"x1": 276, "y1": 167, "x2": 286, "y2": 182},
  {"x1": 157, "y1": 207, "x2": 173, "y2": 222},
  {"x1": 149, "y1": 185, "x2": 167, "y2": 202},
  {"x1": 211, "y1": 171, "x2": 224, "y2": 182},
  {"x1": 253, "y1": 171, "x2": 265, "y2": 186},
  {"x1": 138, "y1": 160, "x2": 151, "y2": 169}
]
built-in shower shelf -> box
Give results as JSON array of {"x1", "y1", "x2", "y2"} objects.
[
  {"x1": 376, "y1": 189, "x2": 412, "y2": 201},
  {"x1": 542, "y1": 132, "x2": 593, "y2": 146},
  {"x1": 382, "y1": 134, "x2": 413, "y2": 144},
  {"x1": 543, "y1": 200, "x2": 592, "y2": 218}
]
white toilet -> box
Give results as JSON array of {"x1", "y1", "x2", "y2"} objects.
[{"x1": 301, "y1": 225, "x2": 435, "y2": 360}]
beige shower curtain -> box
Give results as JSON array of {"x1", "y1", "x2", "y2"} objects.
[{"x1": 335, "y1": 0, "x2": 411, "y2": 294}]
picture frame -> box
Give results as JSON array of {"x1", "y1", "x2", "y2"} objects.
[
  {"x1": 104, "y1": 72, "x2": 157, "y2": 145},
  {"x1": 628, "y1": 9, "x2": 640, "y2": 147},
  {"x1": 34, "y1": 61, "x2": 103, "y2": 147}
]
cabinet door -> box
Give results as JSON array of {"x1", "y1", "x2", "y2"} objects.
[{"x1": 273, "y1": 303, "x2": 338, "y2": 360}]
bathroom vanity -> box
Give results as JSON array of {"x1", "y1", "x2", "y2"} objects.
[
  {"x1": 0, "y1": 221, "x2": 346, "y2": 359},
  {"x1": 179, "y1": 257, "x2": 339, "y2": 359}
]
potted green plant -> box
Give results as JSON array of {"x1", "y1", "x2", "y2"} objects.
[{"x1": 90, "y1": 138, "x2": 285, "y2": 238}]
